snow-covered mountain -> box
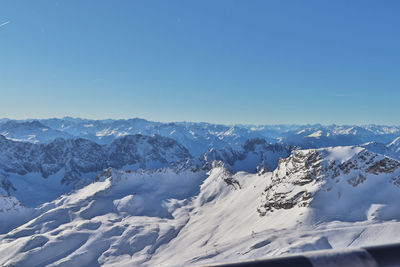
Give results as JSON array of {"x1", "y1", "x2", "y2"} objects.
[
  {"x1": 1, "y1": 118, "x2": 400, "y2": 156},
  {"x1": 361, "y1": 140, "x2": 400, "y2": 161},
  {"x1": 2, "y1": 146, "x2": 400, "y2": 266},
  {"x1": 202, "y1": 138, "x2": 294, "y2": 173},
  {"x1": 0, "y1": 120, "x2": 72, "y2": 143},
  {"x1": 279, "y1": 125, "x2": 400, "y2": 149},
  {"x1": 1, "y1": 118, "x2": 400, "y2": 266},
  {"x1": 37, "y1": 118, "x2": 267, "y2": 156},
  {"x1": 258, "y1": 146, "x2": 400, "y2": 222},
  {"x1": 0, "y1": 134, "x2": 191, "y2": 207},
  {"x1": 0, "y1": 167, "x2": 208, "y2": 265}
]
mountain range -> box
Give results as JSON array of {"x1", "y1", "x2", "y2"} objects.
[
  {"x1": 1, "y1": 117, "x2": 400, "y2": 156},
  {"x1": 0, "y1": 118, "x2": 400, "y2": 266}
]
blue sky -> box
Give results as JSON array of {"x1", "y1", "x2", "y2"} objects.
[{"x1": 0, "y1": 1, "x2": 399, "y2": 125}]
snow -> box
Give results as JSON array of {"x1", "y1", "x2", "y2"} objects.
[
  {"x1": 0, "y1": 167, "x2": 208, "y2": 266},
  {"x1": 2, "y1": 146, "x2": 400, "y2": 266},
  {"x1": 2, "y1": 118, "x2": 399, "y2": 157},
  {"x1": 202, "y1": 140, "x2": 293, "y2": 173},
  {"x1": 146, "y1": 153, "x2": 400, "y2": 266},
  {"x1": 7, "y1": 171, "x2": 77, "y2": 207},
  {"x1": 389, "y1": 137, "x2": 400, "y2": 147},
  {"x1": 1, "y1": 119, "x2": 400, "y2": 266},
  {"x1": 388, "y1": 137, "x2": 400, "y2": 153},
  {"x1": 323, "y1": 146, "x2": 364, "y2": 163},
  {"x1": 0, "y1": 134, "x2": 192, "y2": 207},
  {"x1": 307, "y1": 130, "x2": 323, "y2": 138},
  {"x1": 0, "y1": 195, "x2": 33, "y2": 234},
  {"x1": 297, "y1": 129, "x2": 306, "y2": 135}
]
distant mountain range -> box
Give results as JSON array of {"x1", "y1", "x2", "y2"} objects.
[{"x1": 1, "y1": 118, "x2": 400, "y2": 156}]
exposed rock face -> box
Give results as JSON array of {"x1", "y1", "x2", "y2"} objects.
[
  {"x1": 202, "y1": 138, "x2": 294, "y2": 173},
  {"x1": 210, "y1": 161, "x2": 241, "y2": 189},
  {"x1": 0, "y1": 134, "x2": 192, "y2": 188},
  {"x1": 106, "y1": 135, "x2": 190, "y2": 169},
  {"x1": 258, "y1": 149, "x2": 322, "y2": 215},
  {"x1": 258, "y1": 147, "x2": 400, "y2": 216},
  {"x1": 0, "y1": 173, "x2": 15, "y2": 196},
  {"x1": 365, "y1": 158, "x2": 400, "y2": 175}
]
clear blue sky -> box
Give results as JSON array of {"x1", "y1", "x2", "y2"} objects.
[{"x1": 1, "y1": 1, "x2": 399, "y2": 125}]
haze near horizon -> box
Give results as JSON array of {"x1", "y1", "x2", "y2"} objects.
[{"x1": 1, "y1": 0, "x2": 399, "y2": 124}]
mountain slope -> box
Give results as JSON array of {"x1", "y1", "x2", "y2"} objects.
[
  {"x1": 0, "y1": 134, "x2": 192, "y2": 207},
  {"x1": 0, "y1": 167, "x2": 207, "y2": 266},
  {"x1": 39, "y1": 118, "x2": 267, "y2": 156},
  {"x1": 202, "y1": 138, "x2": 294, "y2": 173},
  {"x1": 151, "y1": 147, "x2": 400, "y2": 266},
  {"x1": 258, "y1": 146, "x2": 400, "y2": 222},
  {"x1": 2, "y1": 147, "x2": 400, "y2": 266},
  {"x1": 0, "y1": 120, "x2": 72, "y2": 143}
]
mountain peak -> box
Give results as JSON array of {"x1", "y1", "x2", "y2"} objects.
[{"x1": 258, "y1": 146, "x2": 400, "y2": 222}]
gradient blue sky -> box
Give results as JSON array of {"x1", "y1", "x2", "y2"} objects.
[{"x1": 0, "y1": 1, "x2": 399, "y2": 125}]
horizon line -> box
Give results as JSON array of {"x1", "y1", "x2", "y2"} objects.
[{"x1": 0, "y1": 116, "x2": 399, "y2": 128}]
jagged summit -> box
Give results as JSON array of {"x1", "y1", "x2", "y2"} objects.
[
  {"x1": 258, "y1": 146, "x2": 400, "y2": 222},
  {"x1": 2, "y1": 145, "x2": 400, "y2": 266},
  {"x1": 0, "y1": 134, "x2": 192, "y2": 207},
  {"x1": 1, "y1": 119, "x2": 400, "y2": 266},
  {"x1": 202, "y1": 138, "x2": 294, "y2": 173}
]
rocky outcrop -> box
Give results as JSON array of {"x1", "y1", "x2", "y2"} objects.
[
  {"x1": 258, "y1": 147, "x2": 400, "y2": 216},
  {"x1": 202, "y1": 138, "x2": 294, "y2": 173},
  {"x1": 0, "y1": 134, "x2": 192, "y2": 188}
]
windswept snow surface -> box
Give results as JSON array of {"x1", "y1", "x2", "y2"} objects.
[
  {"x1": 0, "y1": 168, "x2": 207, "y2": 266},
  {"x1": 2, "y1": 146, "x2": 400, "y2": 266}
]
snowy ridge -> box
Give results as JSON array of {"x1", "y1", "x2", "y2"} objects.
[
  {"x1": 0, "y1": 134, "x2": 192, "y2": 207},
  {"x1": 1, "y1": 118, "x2": 400, "y2": 266},
  {"x1": 152, "y1": 147, "x2": 400, "y2": 266},
  {"x1": 6, "y1": 118, "x2": 267, "y2": 157},
  {"x1": 0, "y1": 120, "x2": 72, "y2": 143},
  {"x1": 258, "y1": 146, "x2": 400, "y2": 222},
  {"x1": 360, "y1": 141, "x2": 400, "y2": 161},
  {"x1": 1, "y1": 118, "x2": 400, "y2": 156},
  {"x1": 388, "y1": 137, "x2": 400, "y2": 153},
  {"x1": 2, "y1": 147, "x2": 400, "y2": 266},
  {"x1": 0, "y1": 167, "x2": 207, "y2": 266},
  {"x1": 202, "y1": 138, "x2": 294, "y2": 173}
]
